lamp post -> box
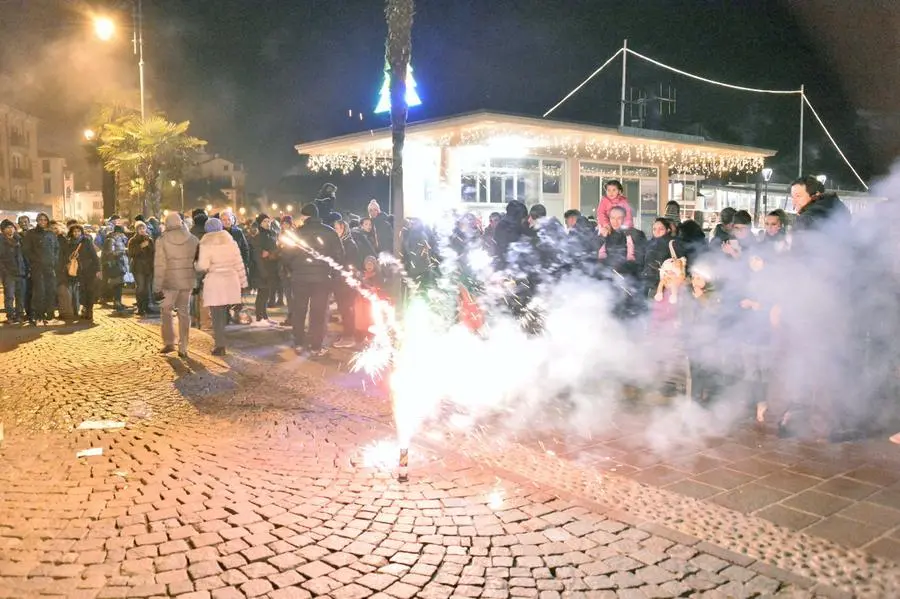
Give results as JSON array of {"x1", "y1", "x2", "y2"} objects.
[
  {"x1": 762, "y1": 168, "x2": 773, "y2": 219},
  {"x1": 94, "y1": 0, "x2": 146, "y2": 120},
  {"x1": 170, "y1": 180, "x2": 184, "y2": 213},
  {"x1": 816, "y1": 174, "x2": 827, "y2": 188}
]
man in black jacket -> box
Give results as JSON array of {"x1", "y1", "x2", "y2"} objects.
[
  {"x1": 221, "y1": 210, "x2": 250, "y2": 323},
  {"x1": 283, "y1": 203, "x2": 343, "y2": 357},
  {"x1": 0, "y1": 219, "x2": 27, "y2": 323},
  {"x1": 22, "y1": 212, "x2": 59, "y2": 324}
]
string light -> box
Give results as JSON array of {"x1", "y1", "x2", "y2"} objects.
[{"x1": 305, "y1": 125, "x2": 766, "y2": 177}]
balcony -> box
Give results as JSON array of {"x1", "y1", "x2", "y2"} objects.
[
  {"x1": 9, "y1": 132, "x2": 28, "y2": 148},
  {"x1": 11, "y1": 167, "x2": 32, "y2": 180}
]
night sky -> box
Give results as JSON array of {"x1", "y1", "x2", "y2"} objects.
[{"x1": 1, "y1": 0, "x2": 896, "y2": 197}]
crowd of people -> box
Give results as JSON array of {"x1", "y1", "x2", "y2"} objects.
[
  {"x1": 0, "y1": 184, "x2": 396, "y2": 360},
  {"x1": 1, "y1": 174, "x2": 889, "y2": 441}
]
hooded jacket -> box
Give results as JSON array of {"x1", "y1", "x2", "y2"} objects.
[
  {"x1": 153, "y1": 220, "x2": 200, "y2": 292},
  {"x1": 493, "y1": 200, "x2": 529, "y2": 270},
  {"x1": 597, "y1": 194, "x2": 634, "y2": 228}
]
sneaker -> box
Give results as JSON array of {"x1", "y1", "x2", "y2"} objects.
[
  {"x1": 177, "y1": 351, "x2": 188, "y2": 359},
  {"x1": 333, "y1": 338, "x2": 355, "y2": 349},
  {"x1": 160, "y1": 345, "x2": 176, "y2": 354}
]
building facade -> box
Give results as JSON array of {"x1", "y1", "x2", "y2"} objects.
[
  {"x1": 184, "y1": 152, "x2": 247, "y2": 210},
  {"x1": 295, "y1": 111, "x2": 775, "y2": 234},
  {"x1": 0, "y1": 104, "x2": 42, "y2": 211}
]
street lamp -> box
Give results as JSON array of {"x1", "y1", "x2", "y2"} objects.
[
  {"x1": 762, "y1": 168, "x2": 773, "y2": 218},
  {"x1": 170, "y1": 180, "x2": 184, "y2": 213},
  {"x1": 206, "y1": 204, "x2": 213, "y2": 212},
  {"x1": 93, "y1": 1, "x2": 146, "y2": 120},
  {"x1": 84, "y1": 129, "x2": 96, "y2": 141},
  {"x1": 238, "y1": 207, "x2": 246, "y2": 217},
  {"x1": 286, "y1": 204, "x2": 294, "y2": 213},
  {"x1": 271, "y1": 203, "x2": 278, "y2": 211},
  {"x1": 816, "y1": 174, "x2": 827, "y2": 187},
  {"x1": 93, "y1": 16, "x2": 115, "y2": 41}
]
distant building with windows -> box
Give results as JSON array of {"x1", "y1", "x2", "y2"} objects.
[
  {"x1": 184, "y1": 151, "x2": 247, "y2": 210},
  {"x1": 0, "y1": 103, "x2": 42, "y2": 211}
]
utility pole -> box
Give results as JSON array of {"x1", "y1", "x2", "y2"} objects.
[
  {"x1": 619, "y1": 39, "x2": 627, "y2": 128},
  {"x1": 798, "y1": 84, "x2": 804, "y2": 177},
  {"x1": 134, "y1": 0, "x2": 146, "y2": 121}
]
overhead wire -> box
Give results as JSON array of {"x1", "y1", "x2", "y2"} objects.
[
  {"x1": 543, "y1": 48, "x2": 623, "y2": 117},
  {"x1": 625, "y1": 48, "x2": 802, "y2": 95},
  {"x1": 802, "y1": 95, "x2": 869, "y2": 190},
  {"x1": 543, "y1": 43, "x2": 869, "y2": 189}
]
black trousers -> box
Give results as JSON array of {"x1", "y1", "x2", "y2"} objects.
[{"x1": 290, "y1": 281, "x2": 329, "y2": 350}]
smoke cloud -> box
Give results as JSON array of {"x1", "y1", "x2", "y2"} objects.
[{"x1": 382, "y1": 174, "x2": 900, "y2": 461}]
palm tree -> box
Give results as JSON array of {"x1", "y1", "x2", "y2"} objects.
[
  {"x1": 385, "y1": 0, "x2": 414, "y2": 259},
  {"x1": 96, "y1": 115, "x2": 206, "y2": 217},
  {"x1": 84, "y1": 103, "x2": 140, "y2": 218}
]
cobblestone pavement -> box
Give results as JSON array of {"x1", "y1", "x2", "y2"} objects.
[
  {"x1": 166, "y1": 310, "x2": 900, "y2": 563},
  {"x1": 0, "y1": 314, "x2": 886, "y2": 598}
]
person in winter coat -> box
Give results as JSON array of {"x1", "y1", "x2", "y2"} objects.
[
  {"x1": 790, "y1": 175, "x2": 851, "y2": 237},
  {"x1": 367, "y1": 199, "x2": 394, "y2": 254},
  {"x1": 402, "y1": 217, "x2": 439, "y2": 289},
  {"x1": 0, "y1": 219, "x2": 27, "y2": 323},
  {"x1": 760, "y1": 209, "x2": 789, "y2": 254},
  {"x1": 65, "y1": 223, "x2": 101, "y2": 321},
  {"x1": 102, "y1": 225, "x2": 130, "y2": 314},
  {"x1": 249, "y1": 213, "x2": 278, "y2": 323},
  {"x1": 51, "y1": 220, "x2": 76, "y2": 322},
  {"x1": 196, "y1": 218, "x2": 247, "y2": 356},
  {"x1": 314, "y1": 183, "x2": 342, "y2": 228},
  {"x1": 282, "y1": 203, "x2": 343, "y2": 356},
  {"x1": 709, "y1": 207, "x2": 736, "y2": 248},
  {"x1": 22, "y1": 212, "x2": 59, "y2": 324},
  {"x1": 127, "y1": 221, "x2": 155, "y2": 316},
  {"x1": 220, "y1": 210, "x2": 249, "y2": 323},
  {"x1": 641, "y1": 218, "x2": 680, "y2": 299},
  {"x1": 353, "y1": 218, "x2": 378, "y2": 260},
  {"x1": 492, "y1": 200, "x2": 529, "y2": 270},
  {"x1": 597, "y1": 180, "x2": 634, "y2": 229},
  {"x1": 155, "y1": 212, "x2": 200, "y2": 358},
  {"x1": 332, "y1": 218, "x2": 360, "y2": 348}
]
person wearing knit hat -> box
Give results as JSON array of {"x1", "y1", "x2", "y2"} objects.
[
  {"x1": 366, "y1": 199, "x2": 394, "y2": 253},
  {"x1": 155, "y1": 211, "x2": 199, "y2": 358},
  {"x1": 204, "y1": 217, "x2": 224, "y2": 233},
  {"x1": 196, "y1": 215, "x2": 247, "y2": 356},
  {"x1": 0, "y1": 218, "x2": 27, "y2": 323}
]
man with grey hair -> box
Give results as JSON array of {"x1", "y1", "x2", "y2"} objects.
[
  {"x1": 154, "y1": 212, "x2": 200, "y2": 358},
  {"x1": 220, "y1": 210, "x2": 250, "y2": 323}
]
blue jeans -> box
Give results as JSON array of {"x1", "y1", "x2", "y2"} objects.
[{"x1": 2, "y1": 274, "x2": 25, "y2": 320}]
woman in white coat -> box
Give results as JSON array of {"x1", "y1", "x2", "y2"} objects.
[{"x1": 196, "y1": 218, "x2": 248, "y2": 356}]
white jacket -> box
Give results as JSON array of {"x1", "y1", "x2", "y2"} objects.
[{"x1": 196, "y1": 230, "x2": 248, "y2": 306}]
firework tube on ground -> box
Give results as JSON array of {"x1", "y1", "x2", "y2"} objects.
[{"x1": 398, "y1": 447, "x2": 409, "y2": 482}]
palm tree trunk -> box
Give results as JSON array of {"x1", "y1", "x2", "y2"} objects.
[
  {"x1": 102, "y1": 168, "x2": 117, "y2": 219},
  {"x1": 385, "y1": 0, "x2": 414, "y2": 261}
]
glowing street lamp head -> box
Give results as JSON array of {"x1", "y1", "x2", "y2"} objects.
[
  {"x1": 762, "y1": 168, "x2": 773, "y2": 182},
  {"x1": 93, "y1": 17, "x2": 115, "y2": 41},
  {"x1": 83, "y1": 129, "x2": 96, "y2": 141}
]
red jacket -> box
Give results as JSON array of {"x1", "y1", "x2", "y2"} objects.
[{"x1": 596, "y1": 195, "x2": 634, "y2": 228}]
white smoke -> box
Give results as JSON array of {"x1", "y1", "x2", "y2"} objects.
[{"x1": 385, "y1": 173, "x2": 900, "y2": 458}]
